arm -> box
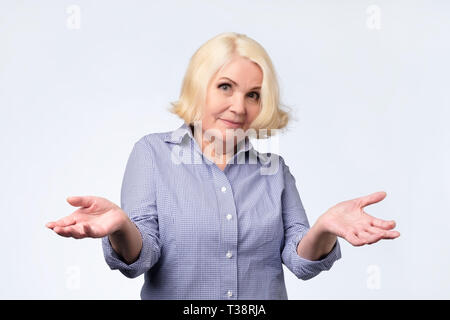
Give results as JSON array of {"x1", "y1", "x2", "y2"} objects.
[
  {"x1": 108, "y1": 215, "x2": 143, "y2": 265},
  {"x1": 280, "y1": 155, "x2": 400, "y2": 279},
  {"x1": 102, "y1": 138, "x2": 161, "y2": 278},
  {"x1": 297, "y1": 192, "x2": 400, "y2": 260},
  {"x1": 280, "y1": 156, "x2": 341, "y2": 280},
  {"x1": 46, "y1": 138, "x2": 161, "y2": 278},
  {"x1": 296, "y1": 191, "x2": 401, "y2": 261},
  {"x1": 296, "y1": 217, "x2": 337, "y2": 261},
  {"x1": 309, "y1": 191, "x2": 401, "y2": 247}
]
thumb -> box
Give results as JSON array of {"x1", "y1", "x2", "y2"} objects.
[
  {"x1": 66, "y1": 195, "x2": 96, "y2": 208},
  {"x1": 358, "y1": 191, "x2": 387, "y2": 208}
]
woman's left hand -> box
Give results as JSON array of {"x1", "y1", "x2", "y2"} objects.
[{"x1": 318, "y1": 191, "x2": 400, "y2": 246}]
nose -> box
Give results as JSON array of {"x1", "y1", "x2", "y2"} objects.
[{"x1": 228, "y1": 93, "x2": 246, "y2": 115}]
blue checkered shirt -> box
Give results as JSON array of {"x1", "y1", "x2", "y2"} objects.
[{"x1": 102, "y1": 122, "x2": 341, "y2": 299}]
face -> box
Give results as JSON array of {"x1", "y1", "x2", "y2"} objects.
[{"x1": 200, "y1": 55, "x2": 263, "y2": 146}]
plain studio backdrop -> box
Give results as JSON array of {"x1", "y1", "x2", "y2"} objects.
[{"x1": 0, "y1": 0, "x2": 449, "y2": 299}]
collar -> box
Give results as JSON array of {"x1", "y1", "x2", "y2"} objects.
[
  {"x1": 164, "y1": 122, "x2": 271, "y2": 165},
  {"x1": 163, "y1": 122, "x2": 193, "y2": 144}
]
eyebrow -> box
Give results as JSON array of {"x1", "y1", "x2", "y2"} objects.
[{"x1": 218, "y1": 77, "x2": 261, "y2": 90}]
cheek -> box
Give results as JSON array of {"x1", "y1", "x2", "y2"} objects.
[
  {"x1": 206, "y1": 97, "x2": 228, "y2": 119},
  {"x1": 202, "y1": 101, "x2": 223, "y2": 128},
  {"x1": 246, "y1": 106, "x2": 261, "y2": 123}
]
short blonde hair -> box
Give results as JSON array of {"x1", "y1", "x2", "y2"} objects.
[{"x1": 169, "y1": 32, "x2": 291, "y2": 139}]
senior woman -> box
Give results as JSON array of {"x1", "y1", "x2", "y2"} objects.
[{"x1": 46, "y1": 32, "x2": 400, "y2": 300}]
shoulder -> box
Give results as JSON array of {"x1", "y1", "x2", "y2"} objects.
[
  {"x1": 125, "y1": 130, "x2": 175, "y2": 169},
  {"x1": 260, "y1": 151, "x2": 293, "y2": 177},
  {"x1": 249, "y1": 149, "x2": 287, "y2": 176},
  {"x1": 134, "y1": 130, "x2": 173, "y2": 150}
]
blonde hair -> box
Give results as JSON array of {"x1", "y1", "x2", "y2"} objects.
[{"x1": 168, "y1": 32, "x2": 291, "y2": 139}]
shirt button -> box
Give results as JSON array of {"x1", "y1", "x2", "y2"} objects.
[
  {"x1": 221, "y1": 186, "x2": 227, "y2": 193},
  {"x1": 227, "y1": 290, "x2": 233, "y2": 297},
  {"x1": 226, "y1": 251, "x2": 233, "y2": 259},
  {"x1": 226, "y1": 214, "x2": 232, "y2": 220}
]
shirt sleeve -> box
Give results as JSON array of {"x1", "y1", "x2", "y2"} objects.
[
  {"x1": 101, "y1": 138, "x2": 161, "y2": 279},
  {"x1": 280, "y1": 156, "x2": 342, "y2": 280}
]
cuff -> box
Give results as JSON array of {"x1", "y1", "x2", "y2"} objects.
[
  {"x1": 290, "y1": 233, "x2": 342, "y2": 280},
  {"x1": 101, "y1": 220, "x2": 156, "y2": 278}
]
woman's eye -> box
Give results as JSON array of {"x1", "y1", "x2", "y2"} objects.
[
  {"x1": 218, "y1": 83, "x2": 259, "y2": 100},
  {"x1": 218, "y1": 83, "x2": 231, "y2": 91},
  {"x1": 248, "y1": 92, "x2": 260, "y2": 100}
]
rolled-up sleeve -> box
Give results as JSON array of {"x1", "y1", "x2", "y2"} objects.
[
  {"x1": 102, "y1": 138, "x2": 161, "y2": 279},
  {"x1": 280, "y1": 157, "x2": 341, "y2": 280}
]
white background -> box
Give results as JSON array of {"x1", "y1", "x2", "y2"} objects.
[{"x1": 1, "y1": 0, "x2": 449, "y2": 299}]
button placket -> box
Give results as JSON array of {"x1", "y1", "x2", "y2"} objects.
[{"x1": 212, "y1": 168, "x2": 237, "y2": 300}]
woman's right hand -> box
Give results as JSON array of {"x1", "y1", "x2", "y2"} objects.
[{"x1": 46, "y1": 196, "x2": 128, "y2": 239}]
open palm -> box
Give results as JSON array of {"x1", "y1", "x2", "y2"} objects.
[
  {"x1": 321, "y1": 191, "x2": 400, "y2": 246},
  {"x1": 46, "y1": 196, "x2": 127, "y2": 239}
]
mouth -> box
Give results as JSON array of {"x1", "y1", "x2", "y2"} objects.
[{"x1": 220, "y1": 118, "x2": 243, "y2": 128}]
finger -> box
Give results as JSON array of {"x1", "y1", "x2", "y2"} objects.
[
  {"x1": 52, "y1": 225, "x2": 71, "y2": 237},
  {"x1": 345, "y1": 231, "x2": 366, "y2": 247},
  {"x1": 66, "y1": 195, "x2": 96, "y2": 208},
  {"x1": 82, "y1": 223, "x2": 99, "y2": 238},
  {"x1": 53, "y1": 224, "x2": 86, "y2": 239},
  {"x1": 50, "y1": 215, "x2": 77, "y2": 228},
  {"x1": 366, "y1": 226, "x2": 387, "y2": 236},
  {"x1": 380, "y1": 229, "x2": 400, "y2": 239},
  {"x1": 370, "y1": 217, "x2": 396, "y2": 230},
  {"x1": 46, "y1": 222, "x2": 56, "y2": 229},
  {"x1": 357, "y1": 191, "x2": 387, "y2": 208},
  {"x1": 365, "y1": 232, "x2": 383, "y2": 245},
  {"x1": 366, "y1": 226, "x2": 400, "y2": 240},
  {"x1": 356, "y1": 230, "x2": 374, "y2": 245}
]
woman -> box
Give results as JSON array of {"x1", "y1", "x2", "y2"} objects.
[{"x1": 46, "y1": 32, "x2": 400, "y2": 299}]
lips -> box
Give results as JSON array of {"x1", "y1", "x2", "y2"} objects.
[{"x1": 220, "y1": 118, "x2": 243, "y2": 128}]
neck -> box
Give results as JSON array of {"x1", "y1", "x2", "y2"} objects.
[{"x1": 190, "y1": 124, "x2": 243, "y2": 164}]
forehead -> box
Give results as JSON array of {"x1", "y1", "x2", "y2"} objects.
[{"x1": 214, "y1": 56, "x2": 262, "y2": 87}]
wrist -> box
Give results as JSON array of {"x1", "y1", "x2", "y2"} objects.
[
  {"x1": 112, "y1": 210, "x2": 130, "y2": 236},
  {"x1": 296, "y1": 217, "x2": 337, "y2": 260},
  {"x1": 315, "y1": 213, "x2": 334, "y2": 236}
]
